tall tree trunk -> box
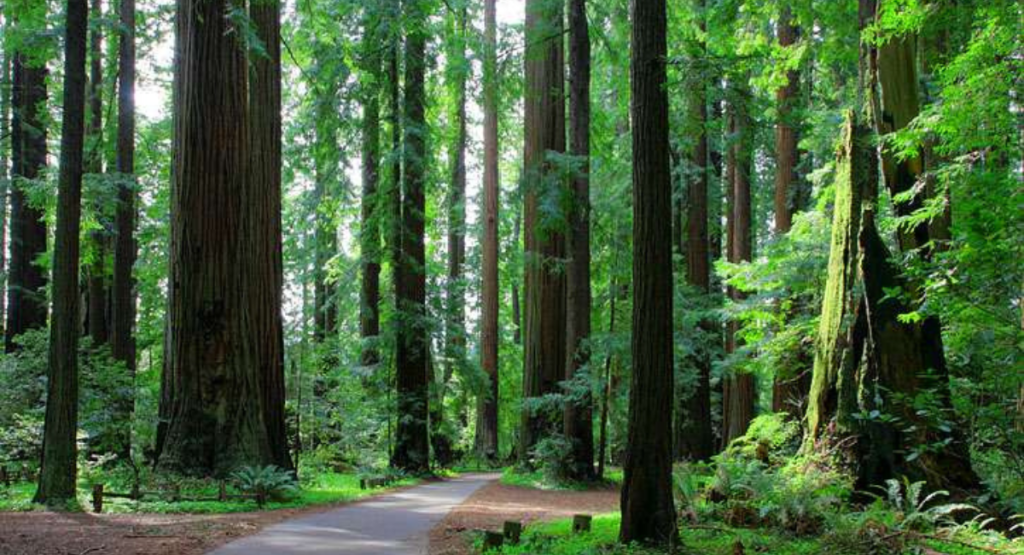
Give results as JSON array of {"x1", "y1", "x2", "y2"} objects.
[
  {"x1": 110, "y1": 0, "x2": 136, "y2": 375},
  {"x1": 249, "y1": 0, "x2": 291, "y2": 471},
  {"x1": 520, "y1": 0, "x2": 567, "y2": 463},
  {"x1": 157, "y1": 0, "x2": 272, "y2": 475},
  {"x1": 676, "y1": 0, "x2": 714, "y2": 463},
  {"x1": 86, "y1": 0, "x2": 108, "y2": 346},
  {"x1": 360, "y1": 14, "x2": 381, "y2": 369},
  {"x1": 0, "y1": 41, "x2": 10, "y2": 338},
  {"x1": 35, "y1": 0, "x2": 88, "y2": 504},
  {"x1": 311, "y1": 45, "x2": 338, "y2": 343},
  {"x1": 722, "y1": 84, "x2": 755, "y2": 447},
  {"x1": 771, "y1": 6, "x2": 810, "y2": 417},
  {"x1": 621, "y1": 0, "x2": 677, "y2": 545},
  {"x1": 392, "y1": 0, "x2": 430, "y2": 474},
  {"x1": 475, "y1": 0, "x2": 500, "y2": 462},
  {"x1": 564, "y1": 0, "x2": 594, "y2": 482},
  {"x1": 596, "y1": 268, "x2": 619, "y2": 479},
  {"x1": 511, "y1": 210, "x2": 521, "y2": 345},
  {"x1": 6, "y1": 22, "x2": 48, "y2": 353}
]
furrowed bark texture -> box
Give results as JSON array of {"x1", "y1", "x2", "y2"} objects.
[
  {"x1": 564, "y1": 0, "x2": 594, "y2": 481},
  {"x1": 158, "y1": 0, "x2": 273, "y2": 475},
  {"x1": 620, "y1": 0, "x2": 678, "y2": 545},
  {"x1": 249, "y1": 0, "x2": 291, "y2": 470},
  {"x1": 520, "y1": 0, "x2": 566, "y2": 463},
  {"x1": 36, "y1": 0, "x2": 88, "y2": 504},
  {"x1": 475, "y1": 0, "x2": 500, "y2": 462}
]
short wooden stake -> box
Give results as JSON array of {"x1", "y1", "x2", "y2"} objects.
[
  {"x1": 482, "y1": 530, "x2": 504, "y2": 550},
  {"x1": 92, "y1": 484, "x2": 104, "y2": 513},
  {"x1": 503, "y1": 520, "x2": 522, "y2": 544},
  {"x1": 218, "y1": 481, "x2": 227, "y2": 501},
  {"x1": 170, "y1": 483, "x2": 181, "y2": 502},
  {"x1": 0, "y1": 465, "x2": 9, "y2": 487},
  {"x1": 360, "y1": 478, "x2": 367, "y2": 490},
  {"x1": 131, "y1": 482, "x2": 141, "y2": 500},
  {"x1": 572, "y1": 514, "x2": 592, "y2": 534}
]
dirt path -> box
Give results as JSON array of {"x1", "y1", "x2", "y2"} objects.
[{"x1": 429, "y1": 481, "x2": 620, "y2": 555}]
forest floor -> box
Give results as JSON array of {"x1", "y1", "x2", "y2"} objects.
[
  {"x1": 428, "y1": 479, "x2": 621, "y2": 555},
  {"x1": 0, "y1": 477, "x2": 431, "y2": 555}
]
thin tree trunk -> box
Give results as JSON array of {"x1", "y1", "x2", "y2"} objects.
[
  {"x1": 596, "y1": 270, "x2": 618, "y2": 480},
  {"x1": 6, "y1": 24, "x2": 48, "y2": 353},
  {"x1": 676, "y1": 0, "x2": 714, "y2": 463},
  {"x1": 157, "y1": 0, "x2": 272, "y2": 475},
  {"x1": 520, "y1": 0, "x2": 567, "y2": 463},
  {"x1": 392, "y1": 0, "x2": 430, "y2": 474},
  {"x1": 0, "y1": 42, "x2": 11, "y2": 338},
  {"x1": 86, "y1": 0, "x2": 108, "y2": 346},
  {"x1": 111, "y1": 0, "x2": 137, "y2": 381},
  {"x1": 620, "y1": 0, "x2": 677, "y2": 544},
  {"x1": 475, "y1": 0, "x2": 500, "y2": 462},
  {"x1": 563, "y1": 0, "x2": 594, "y2": 482},
  {"x1": 360, "y1": 14, "x2": 381, "y2": 369},
  {"x1": 771, "y1": 6, "x2": 810, "y2": 417},
  {"x1": 722, "y1": 83, "x2": 755, "y2": 447},
  {"x1": 35, "y1": 0, "x2": 88, "y2": 504},
  {"x1": 249, "y1": 0, "x2": 291, "y2": 471},
  {"x1": 511, "y1": 210, "x2": 521, "y2": 345}
]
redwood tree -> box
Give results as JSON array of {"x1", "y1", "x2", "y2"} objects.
[
  {"x1": 475, "y1": 0, "x2": 500, "y2": 461},
  {"x1": 35, "y1": 0, "x2": 88, "y2": 504},
  {"x1": 620, "y1": 0, "x2": 678, "y2": 544},
  {"x1": 85, "y1": 0, "x2": 108, "y2": 346},
  {"x1": 392, "y1": 0, "x2": 430, "y2": 474},
  {"x1": 249, "y1": 0, "x2": 291, "y2": 471},
  {"x1": 520, "y1": 0, "x2": 567, "y2": 463},
  {"x1": 563, "y1": 0, "x2": 594, "y2": 482},
  {"x1": 360, "y1": 12, "x2": 381, "y2": 369},
  {"x1": 110, "y1": 0, "x2": 136, "y2": 370},
  {"x1": 157, "y1": 0, "x2": 273, "y2": 475},
  {"x1": 6, "y1": 11, "x2": 48, "y2": 353},
  {"x1": 676, "y1": 0, "x2": 714, "y2": 463}
]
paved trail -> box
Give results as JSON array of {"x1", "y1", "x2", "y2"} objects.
[{"x1": 208, "y1": 473, "x2": 498, "y2": 555}]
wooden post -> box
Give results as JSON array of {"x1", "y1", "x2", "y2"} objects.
[
  {"x1": 92, "y1": 484, "x2": 104, "y2": 513},
  {"x1": 360, "y1": 478, "x2": 367, "y2": 490},
  {"x1": 503, "y1": 521, "x2": 522, "y2": 544},
  {"x1": 219, "y1": 481, "x2": 227, "y2": 501},
  {"x1": 170, "y1": 483, "x2": 181, "y2": 502},
  {"x1": 0, "y1": 465, "x2": 8, "y2": 487},
  {"x1": 131, "y1": 482, "x2": 140, "y2": 500},
  {"x1": 482, "y1": 531, "x2": 504, "y2": 550},
  {"x1": 572, "y1": 514, "x2": 592, "y2": 534}
]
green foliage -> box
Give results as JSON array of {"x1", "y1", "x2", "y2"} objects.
[{"x1": 232, "y1": 465, "x2": 299, "y2": 508}]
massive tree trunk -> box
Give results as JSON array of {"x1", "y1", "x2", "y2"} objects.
[
  {"x1": 771, "y1": 6, "x2": 810, "y2": 417},
  {"x1": 111, "y1": 0, "x2": 136, "y2": 371},
  {"x1": 620, "y1": 0, "x2": 677, "y2": 545},
  {"x1": 722, "y1": 85, "x2": 755, "y2": 446},
  {"x1": 35, "y1": 0, "x2": 88, "y2": 504},
  {"x1": 360, "y1": 15, "x2": 381, "y2": 369},
  {"x1": 86, "y1": 0, "x2": 108, "y2": 346},
  {"x1": 249, "y1": 0, "x2": 291, "y2": 471},
  {"x1": 563, "y1": 0, "x2": 594, "y2": 482},
  {"x1": 6, "y1": 24, "x2": 48, "y2": 353},
  {"x1": 520, "y1": 0, "x2": 567, "y2": 463},
  {"x1": 157, "y1": 0, "x2": 273, "y2": 475},
  {"x1": 475, "y1": 0, "x2": 500, "y2": 462},
  {"x1": 676, "y1": 0, "x2": 714, "y2": 463},
  {"x1": 391, "y1": 0, "x2": 430, "y2": 474}
]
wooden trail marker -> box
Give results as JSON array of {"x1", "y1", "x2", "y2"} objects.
[
  {"x1": 502, "y1": 520, "x2": 522, "y2": 544},
  {"x1": 572, "y1": 514, "x2": 592, "y2": 534},
  {"x1": 92, "y1": 484, "x2": 104, "y2": 513}
]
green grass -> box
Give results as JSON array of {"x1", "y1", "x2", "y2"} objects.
[
  {"x1": 486, "y1": 513, "x2": 1020, "y2": 555},
  {"x1": 0, "y1": 472, "x2": 418, "y2": 514}
]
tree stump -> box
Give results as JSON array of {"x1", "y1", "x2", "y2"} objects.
[
  {"x1": 92, "y1": 484, "x2": 104, "y2": 513},
  {"x1": 482, "y1": 530, "x2": 504, "y2": 550},
  {"x1": 572, "y1": 514, "x2": 592, "y2": 534},
  {"x1": 503, "y1": 520, "x2": 522, "y2": 544}
]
